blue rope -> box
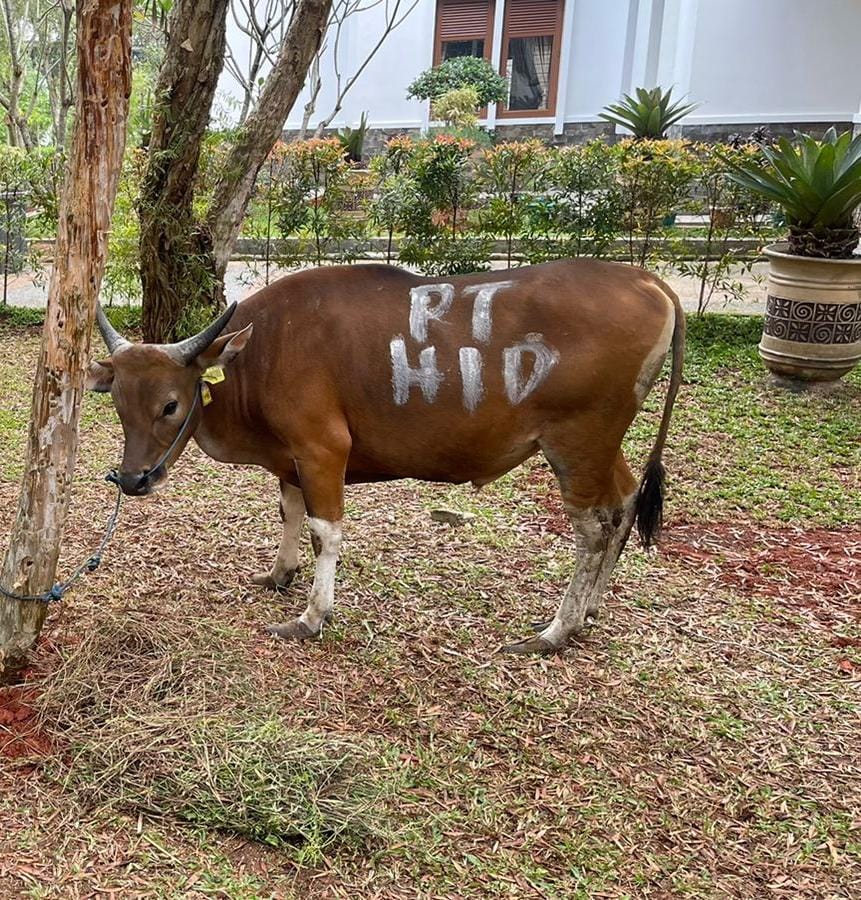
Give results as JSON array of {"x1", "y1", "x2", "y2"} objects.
[{"x1": 0, "y1": 473, "x2": 123, "y2": 604}]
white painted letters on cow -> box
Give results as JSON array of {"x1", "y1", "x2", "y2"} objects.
[
  {"x1": 409, "y1": 284, "x2": 455, "y2": 343},
  {"x1": 459, "y1": 347, "x2": 484, "y2": 413},
  {"x1": 393, "y1": 284, "x2": 559, "y2": 410},
  {"x1": 503, "y1": 333, "x2": 560, "y2": 405},
  {"x1": 463, "y1": 281, "x2": 513, "y2": 344},
  {"x1": 390, "y1": 336, "x2": 444, "y2": 405}
]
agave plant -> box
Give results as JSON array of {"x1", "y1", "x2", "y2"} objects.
[
  {"x1": 599, "y1": 86, "x2": 698, "y2": 140},
  {"x1": 725, "y1": 128, "x2": 861, "y2": 258},
  {"x1": 338, "y1": 112, "x2": 369, "y2": 164}
]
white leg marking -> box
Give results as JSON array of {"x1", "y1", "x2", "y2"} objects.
[
  {"x1": 409, "y1": 283, "x2": 454, "y2": 342},
  {"x1": 463, "y1": 281, "x2": 513, "y2": 343},
  {"x1": 391, "y1": 336, "x2": 444, "y2": 405},
  {"x1": 459, "y1": 346, "x2": 484, "y2": 413},
  {"x1": 539, "y1": 495, "x2": 636, "y2": 648},
  {"x1": 270, "y1": 482, "x2": 305, "y2": 582},
  {"x1": 503, "y1": 333, "x2": 560, "y2": 405},
  {"x1": 299, "y1": 518, "x2": 342, "y2": 632},
  {"x1": 635, "y1": 302, "x2": 675, "y2": 406}
]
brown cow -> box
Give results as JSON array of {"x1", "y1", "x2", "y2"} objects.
[{"x1": 88, "y1": 260, "x2": 684, "y2": 654}]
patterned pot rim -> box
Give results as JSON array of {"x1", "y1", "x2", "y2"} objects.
[{"x1": 764, "y1": 242, "x2": 861, "y2": 266}]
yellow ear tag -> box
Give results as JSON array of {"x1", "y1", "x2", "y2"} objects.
[{"x1": 201, "y1": 365, "x2": 224, "y2": 407}]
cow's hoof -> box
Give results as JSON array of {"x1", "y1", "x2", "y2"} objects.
[
  {"x1": 501, "y1": 636, "x2": 559, "y2": 655},
  {"x1": 267, "y1": 619, "x2": 319, "y2": 641},
  {"x1": 252, "y1": 568, "x2": 298, "y2": 591},
  {"x1": 530, "y1": 615, "x2": 596, "y2": 633}
]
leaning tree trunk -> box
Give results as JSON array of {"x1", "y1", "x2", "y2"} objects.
[
  {"x1": 207, "y1": 0, "x2": 331, "y2": 293},
  {"x1": 0, "y1": 0, "x2": 132, "y2": 678},
  {"x1": 139, "y1": 0, "x2": 229, "y2": 343}
]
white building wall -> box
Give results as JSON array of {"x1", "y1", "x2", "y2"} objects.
[
  {"x1": 562, "y1": 0, "x2": 631, "y2": 121},
  {"x1": 283, "y1": 0, "x2": 435, "y2": 131},
  {"x1": 219, "y1": 0, "x2": 861, "y2": 132},
  {"x1": 685, "y1": 0, "x2": 861, "y2": 124}
]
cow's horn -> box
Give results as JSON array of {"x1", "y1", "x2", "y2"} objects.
[
  {"x1": 168, "y1": 302, "x2": 238, "y2": 365},
  {"x1": 96, "y1": 304, "x2": 130, "y2": 355}
]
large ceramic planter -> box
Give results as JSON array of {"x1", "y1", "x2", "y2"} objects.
[{"x1": 760, "y1": 243, "x2": 861, "y2": 383}]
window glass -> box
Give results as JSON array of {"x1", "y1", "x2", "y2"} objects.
[
  {"x1": 506, "y1": 36, "x2": 554, "y2": 111},
  {"x1": 442, "y1": 39, "x2": 485, "y2": 60}
]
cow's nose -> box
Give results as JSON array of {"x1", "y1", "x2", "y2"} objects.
[{"x1": 118, "y1": 469, "x2": 152, "y2": 496}]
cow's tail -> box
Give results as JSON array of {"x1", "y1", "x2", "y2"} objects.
[{"x1": 635, "y1": 289, "x2": 686, "y2": 549}]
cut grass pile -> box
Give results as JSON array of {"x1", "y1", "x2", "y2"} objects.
[{"x1": 36, "y1": 609, "x2": 393, "y2": 859}]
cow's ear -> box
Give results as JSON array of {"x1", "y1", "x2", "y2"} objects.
[
  {"x1": 195, "y1": 323, "x2": 253, "y2": 369},
  {"x1": 86, "y1": 359, "x2": 114, "y2": 392}
]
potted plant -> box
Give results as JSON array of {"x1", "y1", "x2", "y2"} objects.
[{"x1": 725, "y1": 128, "x2": 861, "y2": 384}]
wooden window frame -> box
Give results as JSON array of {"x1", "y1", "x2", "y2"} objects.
[
  {"x1": 433, "y1": 1, "x2": 496, "y2": 66},
  {"x1": 497, "y1": 0, "x2": 565, "y2": 119}
]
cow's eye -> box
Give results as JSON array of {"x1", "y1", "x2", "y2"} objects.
[{"x1": 162, "y1": 400, "x2": 178, "y2": 417}]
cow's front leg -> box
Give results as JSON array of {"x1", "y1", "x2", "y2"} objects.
[
  {"x1": 252, "y1": 479, "x2": 305, "y2": 590},
  {"x1": 267, "y1": 450, "x2": 345, "y2": 642}
]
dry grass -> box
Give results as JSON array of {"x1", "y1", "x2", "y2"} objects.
[
  {"x1": 36, "y1": 610, "x2": 392, "y2": 858},
  {"x1": 0, "y1": 318, "x2": 859, "y2": 898}
]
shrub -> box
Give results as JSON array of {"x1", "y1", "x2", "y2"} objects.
[
  {"x1": 407, "y1": 56, "x2": 508, "y2": 108},
  {"x1": 368, "y1": 135, "x2": 418, "y2": 263},
  {"x1": 271, "y1": 137, "x2": 365, "y2": 267},
  {"x1": 674, "y1": 141, "x2": 773, "y2": 314},
  {"x1": 399, "y1": 134, "x2": 491, "y2": 275},
  {"x1": 524, "y1": 140, "x2": 623, "y2": 261},
  {"x1": 432, "y1": 86, "x2": 480, "y2": 129},
  {"x1": 614, "y1": 138, "x2": 698, "y2": 267},
  {"x1": 477, "y1": 140, "x2": 548, "y2": 266},
  {"x1": 103, "y1": 149, "x2": 147, "y2": 306}
]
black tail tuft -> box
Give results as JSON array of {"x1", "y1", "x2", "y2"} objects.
[{"x1": 635, "y1": 456, "x2": 665, "y2": 550}]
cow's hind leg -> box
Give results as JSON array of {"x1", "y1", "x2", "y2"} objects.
[
  {"x1": 252, "y1": 480, "x2": 305, "y2": 590},
  {"x1": 504, "y1": 452, "x2": 637, "y2": 655}
]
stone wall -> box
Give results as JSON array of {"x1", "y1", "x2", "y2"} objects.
[{"x1": 679, "y1": 121, "x2": 853, "y2": 142}]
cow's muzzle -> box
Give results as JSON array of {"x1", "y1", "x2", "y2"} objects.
[{"x1": 117, "y1": 466, "x2": 165, "y2": 496}]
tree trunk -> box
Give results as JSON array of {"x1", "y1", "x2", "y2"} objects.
[
  {"x1": 0, "y1": 0, "x2": 132, "y2": 678},
  {"x1": 207, "y1": 0, "x2": 331, "y2": 288},
  {"x1": 139, "y1": 0, "x2": 229, "y2": 343}
]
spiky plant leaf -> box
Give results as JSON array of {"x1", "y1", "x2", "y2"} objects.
[
  {"x1": 598, "y1": 86, "x2": 699, "y2": 139},
  {"x1": 723, "y1": 128, "x2": 861, "y2": 258}
]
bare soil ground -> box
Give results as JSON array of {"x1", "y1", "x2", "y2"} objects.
[{"x1": 0, "y1": 318, "x2": 859, "y2": 898}]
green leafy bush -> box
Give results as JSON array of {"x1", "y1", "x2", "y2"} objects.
[
  {"x1": 407, "y1": 56, "x2": 508, "y2": 108},
  {"x1": 477, "y1": 140, "x2": 548, "y2": 266},
  {"x1": 270, "y1": 138, "x2": 365, "y2": 267},
  {"x1": 675, "y1": 141, "x2": 773, "y2": 314},
  {"x1": 524, "y1": 140, "x2": 624, "y2": 261},
  {"x1": 614, "y1": 138, "x2": 698, "y2": 266},
  {"x1": 432, "y1": 86, "x2": 481, "y2": 129},
  {"x1": 398, "y1": 134, "x2": 491, "y2": 276}
]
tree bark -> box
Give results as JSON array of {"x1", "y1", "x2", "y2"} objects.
[
  {"x1": 0, "y1": 0, "x2": 132, "y2": 678},
  {"x1": 207, "y1": 0, "x2": 331, "y2": 286},
  {"x1": 139, "y1": 0, "x2": 229, "y2": 343}
]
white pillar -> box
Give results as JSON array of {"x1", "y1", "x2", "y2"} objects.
[
  {"x1": 420, "y1": 0, "x2": 438, "y2": 133},
  {"x1": 487, "y1": 0, "x2": 506, "y2": 129},
  {"x1": 554, "y1": 0, "x2": 578, "y2": 136}
]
